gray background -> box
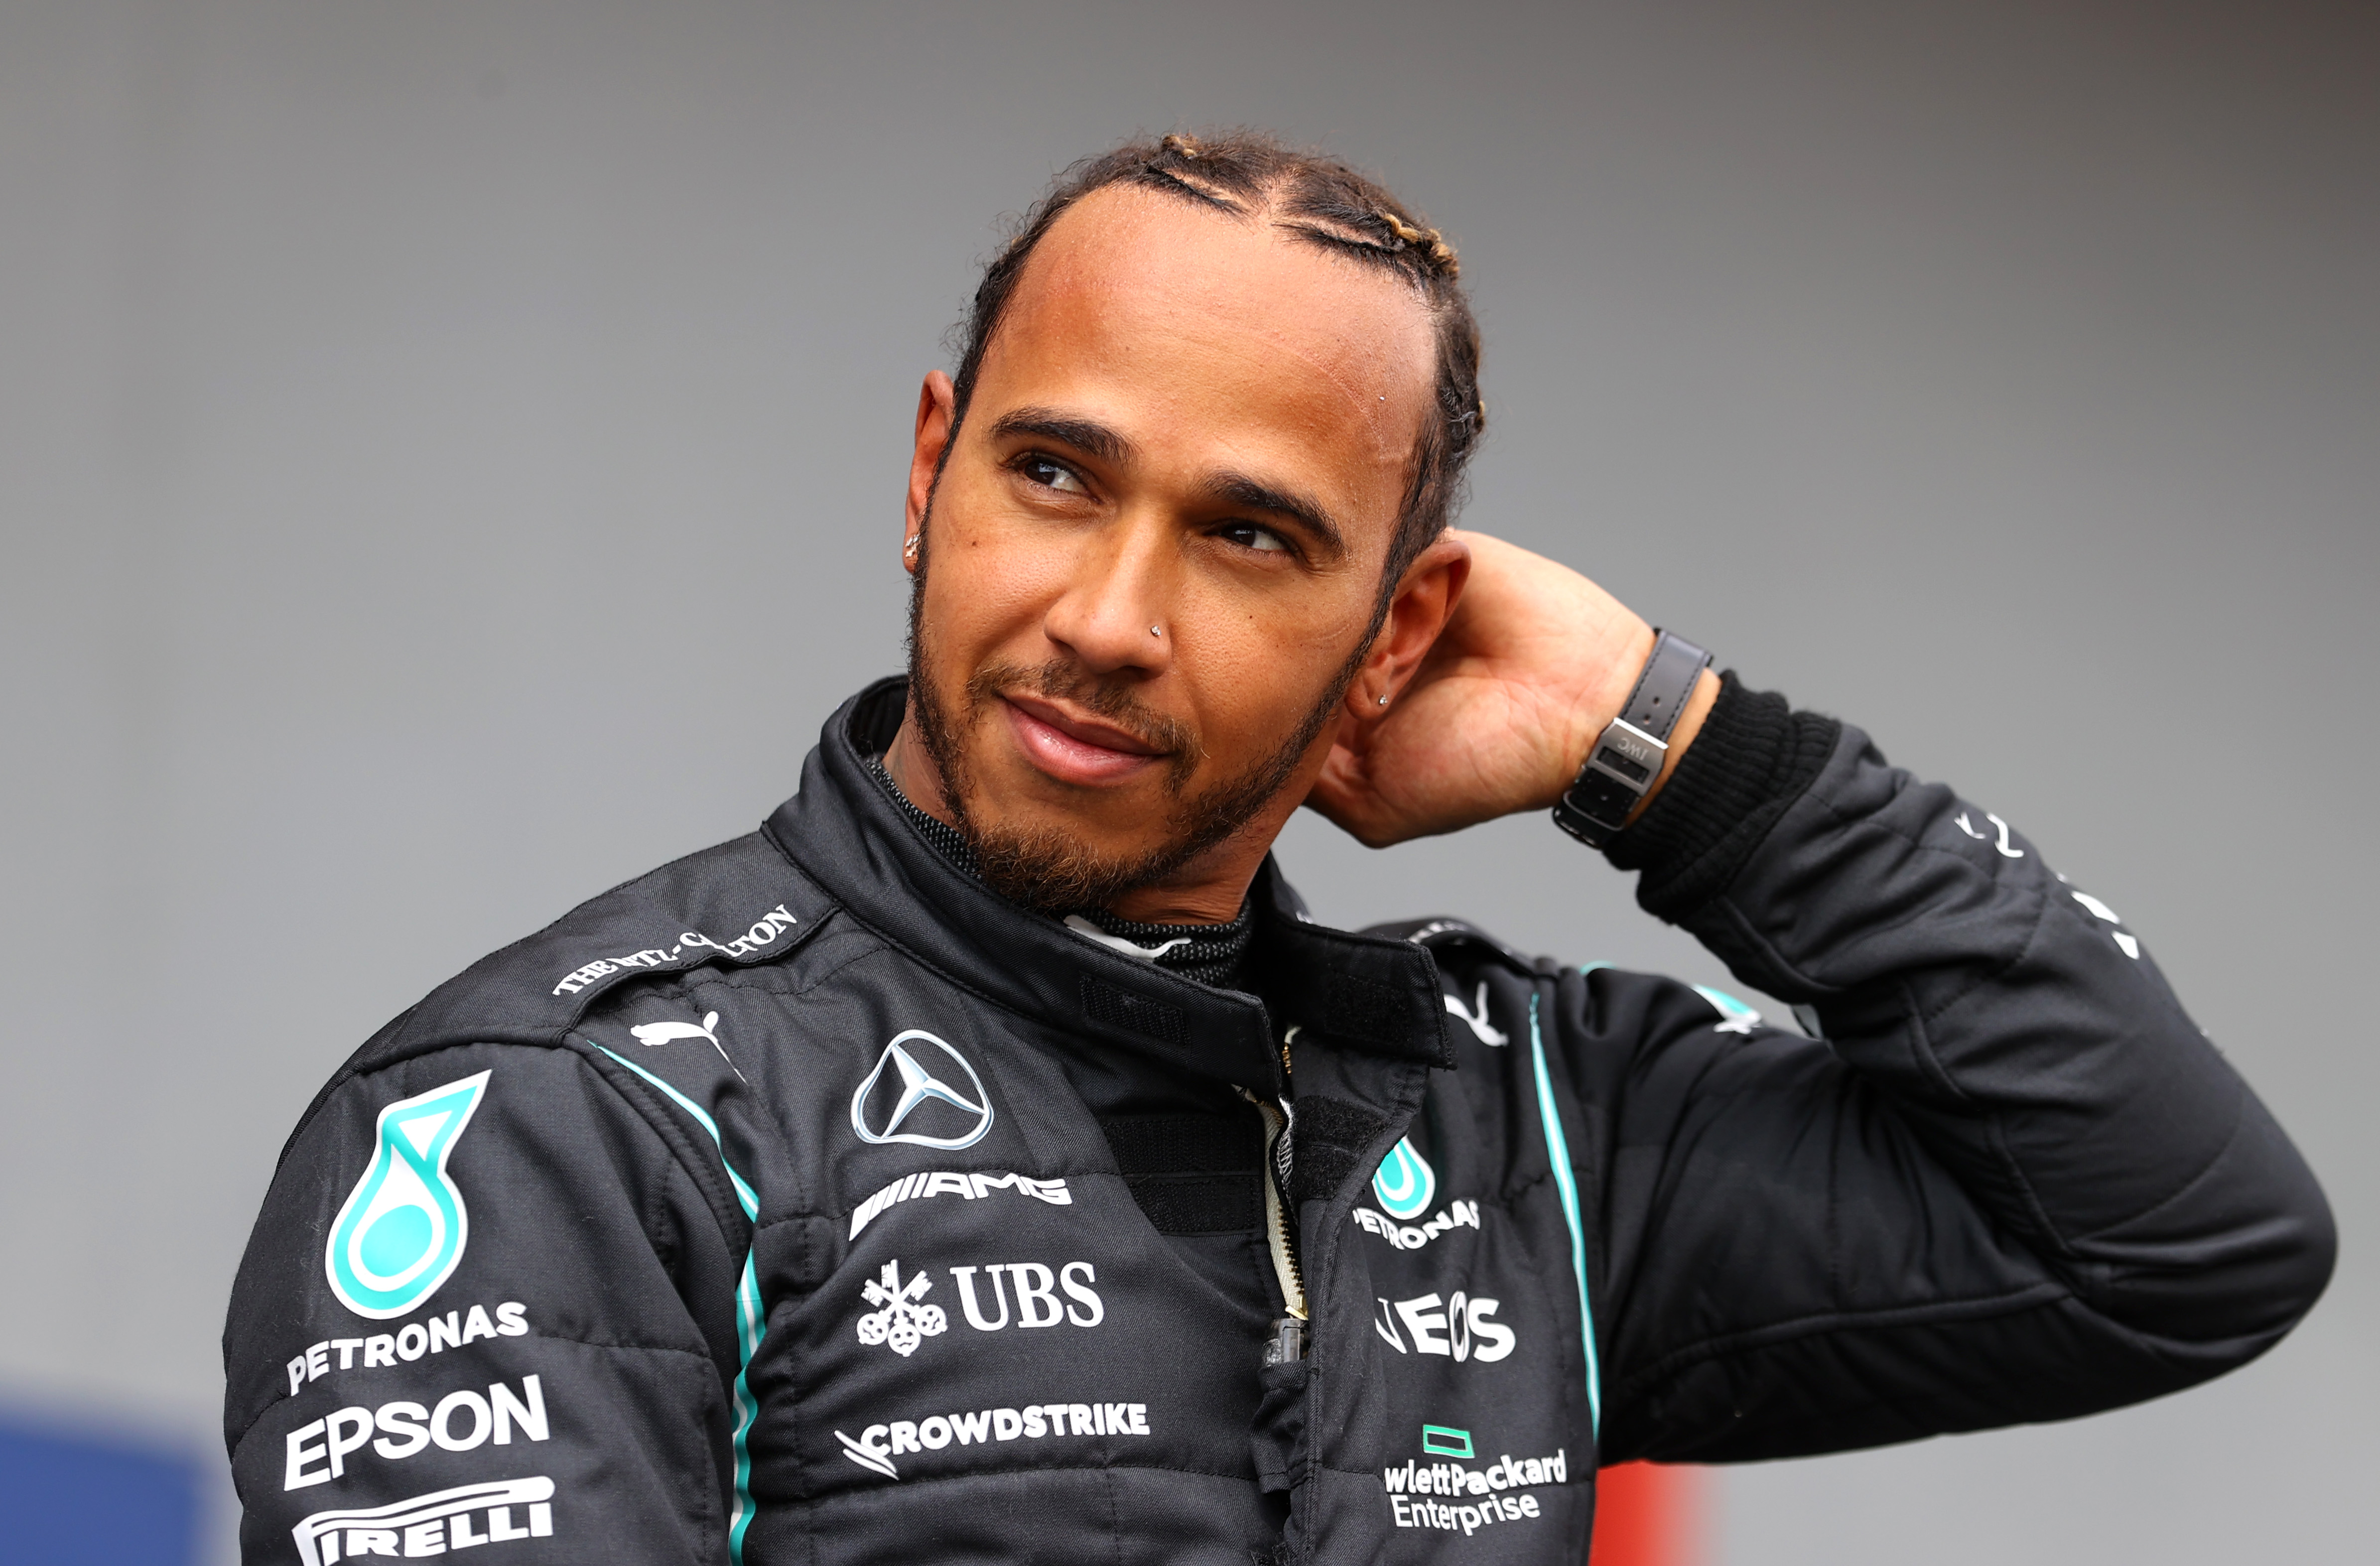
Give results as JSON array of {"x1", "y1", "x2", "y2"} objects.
[{"x1": 4, "y1": 1, "x2": 2372, "y2": 1561}]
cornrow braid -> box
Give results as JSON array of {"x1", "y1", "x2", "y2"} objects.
[
  {"x1": 1383, "y1": 213, "x2": 1459, "y2": 277},
  {"x1": 946, "y1": 129, "x2": 1484, "y2": 599}
]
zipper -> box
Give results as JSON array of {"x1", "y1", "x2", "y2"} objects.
[
  {"x1": 1254, "y1": 1096, "x2": 1306, "y2": 1319},
  {"x1": 1248, "y1": 1028, "x2": 1307, "y2": 1363}
]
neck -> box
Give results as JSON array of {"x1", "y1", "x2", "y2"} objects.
[
  {"x1": 880, "y1": 715, "x2": 1294, "y2": 925},
  {"x1": 1097, "y1": 848, "x2": 1270, "y2": 925},
  {"x1": 879, "y1": 718, "x2": 958, "y2": 826}
]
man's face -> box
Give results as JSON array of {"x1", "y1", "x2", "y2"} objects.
[{"x1": 904, "y1": 184, "x2": 1438, "y2": 911}]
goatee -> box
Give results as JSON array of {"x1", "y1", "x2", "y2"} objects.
[{"x1": 904, "y1": 567, "x2": 1359, "y2": 914}]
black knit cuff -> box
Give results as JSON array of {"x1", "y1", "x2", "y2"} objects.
[{"x1": 1604, "y1": 671, "x2": 1840, "y2": 923}]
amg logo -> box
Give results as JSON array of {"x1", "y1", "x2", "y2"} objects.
[
  {"x1": 848, "y1": 1170, "x2": 1071, "y2": 1238},
  {"x1": 293, "y1": 1477, "x2": 553, "y2": 1564}
]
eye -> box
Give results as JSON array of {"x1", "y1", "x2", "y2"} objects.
[
  {"x1": 1218, "y1": 522, "x2": 1292, "y2": 554},
  {"x1": 1015, "y1": 454, "x2": 1090, "y2": 495}
]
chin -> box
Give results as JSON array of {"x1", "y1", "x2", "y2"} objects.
[{"x1": 971, "y1": 785, "x2": 1168, "y2": 857}]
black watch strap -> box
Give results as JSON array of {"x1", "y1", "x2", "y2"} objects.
[{"x1": 1552, "y1": 630, "x2": 1712, "y2": 848}]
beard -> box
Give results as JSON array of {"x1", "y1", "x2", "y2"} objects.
[{"x1": 904, "y1": 549, "x2": 1364, "y2": 915}]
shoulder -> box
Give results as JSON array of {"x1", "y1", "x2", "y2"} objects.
[{"x1": 280, "y1": 829, "x2": 838, "y2": 1162}]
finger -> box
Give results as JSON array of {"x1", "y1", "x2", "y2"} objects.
[{"x1": 1303, "y1": 748, "x2": 1386, "y2": 839}]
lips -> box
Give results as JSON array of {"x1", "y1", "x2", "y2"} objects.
[{"x1": 1000, "y1": 693, "x2": 1170, "y2": 786}]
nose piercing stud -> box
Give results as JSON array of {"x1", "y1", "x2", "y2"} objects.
[{"x1": 1150, "y1": 625, "x2": 1162, "y2": 637}]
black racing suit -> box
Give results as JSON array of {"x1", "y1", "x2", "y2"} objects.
[{"x1": 223, "y1": 676, "x2": 2332, "y2": 1565}]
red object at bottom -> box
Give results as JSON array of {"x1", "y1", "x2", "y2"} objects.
[{"x1": 1589, "y1": 1463, "x2": 1700, "y2": 1566}]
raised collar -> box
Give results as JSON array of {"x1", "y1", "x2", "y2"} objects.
[{"x1": 761, "y1": 679, "x2": 1454, "y2": 1091}]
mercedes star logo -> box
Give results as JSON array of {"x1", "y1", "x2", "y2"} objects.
[{"x1": 850, "y1": 1030, "x2": 994, "y2": 1150}]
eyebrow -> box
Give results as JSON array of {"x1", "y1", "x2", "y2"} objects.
[
  {"x1": 1202, "y1": 471, "x2": 1347, "y2": 560},
  {"x1": 986, "y1": 406, "x2": 1134, "y2": 467}
]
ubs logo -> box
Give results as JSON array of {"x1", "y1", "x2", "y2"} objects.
[{"x1": 851, "y1": 1031, "x2": 994, "y2": 1151}]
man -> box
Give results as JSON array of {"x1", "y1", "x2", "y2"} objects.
[{"x1": 225, "y1": 132, "x2": 2331, "y2": 1565}]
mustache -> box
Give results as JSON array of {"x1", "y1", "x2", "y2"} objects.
[{"x1": 965, "y1": 659, "x2": 1203, "y2": 768}]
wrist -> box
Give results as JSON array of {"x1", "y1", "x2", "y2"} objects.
[
  {"x1": 1627, "y1": 666, "x2": 1720, "y2": 823},
  {"x1": 1552, "y1": 630, "x2": 1714, "y2": 848},
  {"x1": 1560, "y1": 622, "x2": 1654, "y2": 789},
  {"x1": 1606, "y1": 672, "x2": 1843, "y2": 917}
]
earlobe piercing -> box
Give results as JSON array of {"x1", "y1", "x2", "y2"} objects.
[
  {"x1": 1377, "y1": 694, "x2": 1390, "y2": 705},
  {"x1": 903, "y1": 534, "x2": 920, "y2": 560}
]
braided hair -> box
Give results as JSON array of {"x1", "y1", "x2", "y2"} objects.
[{"x1": 947, "y1": 130, "x2": 1484, "y2": 596}]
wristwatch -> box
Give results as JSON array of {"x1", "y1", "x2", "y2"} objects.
[{"x1": 1551, "y1": 630, "x2": 1712, "y2": 848}]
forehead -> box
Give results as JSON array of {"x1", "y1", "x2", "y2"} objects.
[{"x1": 976, "y1": 184, "x2": 1439, "y2": 524}]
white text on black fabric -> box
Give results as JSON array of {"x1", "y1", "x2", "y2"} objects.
[{"x1": 550, "y1": 905, "x2": 797, "y2": 996}]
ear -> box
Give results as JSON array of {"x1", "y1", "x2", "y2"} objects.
[
  {"x1": 1343, "y1": 532, "x2": 1471, "y2": 718},
  {"x1": 904, "y1": 371, "x2": 957, "y2": 570}
]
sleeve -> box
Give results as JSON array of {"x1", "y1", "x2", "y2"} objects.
[
  {"x1": 1563, "y1": 674, "x2": 2334, "y2": 1463},
  {"x1": 222, "y1": 1040, "x2": 751, "y2": 1564}
]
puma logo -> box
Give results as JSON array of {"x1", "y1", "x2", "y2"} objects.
[
  {"x1": 1444, "y1": 982, "x2": 1507, "y2": 1046},
  {"x1": 628, "y1": 1011, "x2": 744, "y2": 1079},
  {"x1": 1693, "y1": 985, "x2": 1763, "y2": 1037}
]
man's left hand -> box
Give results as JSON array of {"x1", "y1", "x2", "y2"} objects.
[{"x1": 1306, "y1": 530, "x2": 1716, "y2": 848}]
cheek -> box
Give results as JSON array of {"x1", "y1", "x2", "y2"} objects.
[
  {"x1": 922, "y1": 507, "x2": 1074, "y2": 659},
  {"x1": 1176, "y1": 581, "x2": 1366, "y2": 740}
]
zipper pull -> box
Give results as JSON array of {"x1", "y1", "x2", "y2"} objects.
[{"x1": 1263, "y1": 1315, "x2": 1307, "y2": 1366}]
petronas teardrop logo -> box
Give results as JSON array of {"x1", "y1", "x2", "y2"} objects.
[
  {"x1": 326, "y1": 1071, "x2": 491, "y2": 1320},
  {"x1": 1372, "y1": 1136, "x2": 1437, "y2": 1221}
]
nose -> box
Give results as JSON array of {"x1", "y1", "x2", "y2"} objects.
[{"x1": 1040, "y1": 517, "x2": 1176, "y2": 679}]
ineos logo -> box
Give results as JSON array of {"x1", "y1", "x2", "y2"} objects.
[{"x1": 851, "y1": 1031, "x2": 994, "y2": 1151}]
